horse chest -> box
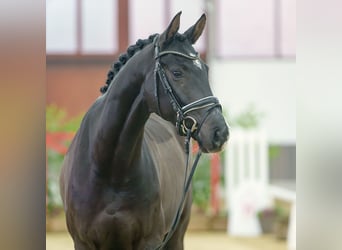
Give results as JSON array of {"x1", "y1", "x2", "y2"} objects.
[{"x1": 84, "y1": 182, "x2": 164, "y2": 247}]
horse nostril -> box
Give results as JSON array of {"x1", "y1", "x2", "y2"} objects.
[
  {"x1": 213, "y1": 127, "x2": 229, "y2": 148},
  {"x1": 213, "y1": 129, "x2": 222, "y2": 147}
]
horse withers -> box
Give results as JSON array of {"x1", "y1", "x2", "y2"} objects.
[{"x1": 60, "y1": 12, "x2": 229, "y2": 250}]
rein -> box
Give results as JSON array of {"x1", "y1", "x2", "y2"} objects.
[
  {"x1": 154, "y1": 130, "x2": 202, "y2": 250},
  {"x1": 152, "y1": 35, "x2": 221, "y2": 249}
]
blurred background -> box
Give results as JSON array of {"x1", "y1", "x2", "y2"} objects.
[{"x1": 46, "y1": 0, "x2": 295, "y2": 249}]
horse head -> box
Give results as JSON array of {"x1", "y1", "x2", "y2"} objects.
[{"x1": 144, "y1": 12, "x2": 229, "y2": 153}]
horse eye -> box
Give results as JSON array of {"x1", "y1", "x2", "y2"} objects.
[{"x1": 172, "y1": 70, "x2": 182, "y2": 78}]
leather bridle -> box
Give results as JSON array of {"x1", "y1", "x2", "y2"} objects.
[
  {"x1": 153, "y1": 35, "x2": 222, "y2": 137},
  {"x1": 152, "y1": 35, "x2": 222, "y2": 249}
]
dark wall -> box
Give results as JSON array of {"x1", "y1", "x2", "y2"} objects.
[{"x1": 47, "y1": 57, "x2": 114, "y2": 117}]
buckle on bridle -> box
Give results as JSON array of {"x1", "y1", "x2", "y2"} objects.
[
  {"x1": 181, "y1": 116, "x2": 197, "y2": 135},
  {"x1": 175, "y1": 97, "x2": 222, "y2": 137}
]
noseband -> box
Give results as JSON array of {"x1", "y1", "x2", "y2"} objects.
[{"x1": 153, "y1": 35, "x2": 222, "y2": 137}]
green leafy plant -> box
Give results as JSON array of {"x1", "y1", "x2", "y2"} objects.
[
  {"x1": 46, "y1": 104, "x2": 84, "y2": 132},
  {"x1": 47, "y1": 149, "x2": 65, "y2": 212},
  {"x1": 229, "y1": 104, "x2": 265, "y2": 129},
  {"x1": 192, "y1": 154, "x2": 211, "y2": 211},
  {"x1": 46, "y1": 105, "x2": 84, "y2": 214},
  {"x1": 257, "y1": 205, "x2": 289, "y2": 236}
]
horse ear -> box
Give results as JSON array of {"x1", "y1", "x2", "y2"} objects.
[
  {"x1": 164, "y1": 11, "x2": 182, "y2": 41},
  {"x1": 184, "y1": 13, "x2": 206, "y2": 44}
]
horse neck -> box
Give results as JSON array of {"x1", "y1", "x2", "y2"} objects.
[{"x1": 92, "y1": 46, "x2": 155, "y2": 178}]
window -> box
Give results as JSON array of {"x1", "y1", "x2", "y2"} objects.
[
  {"x1": 128, "y1": 0, "x2": 166, "y2": 44},
  {"x1": 46, "y1": 0, "x2": 77, "y2": 53},
  {"x1": 46, "y1": 0, "x2": 118, "y2": 55},
  {"x1": 280, "y1": 0, "x2": 296, "y2": 56},
  {"x1": 82, "y1": 0, "x2": 118, "y2": 54},
  {"x1": 46, "y1": 0, "x2": 295, "y2": 58},
  {"x1": 216, "y1": 0, "x2": 296, "y2": 58}
]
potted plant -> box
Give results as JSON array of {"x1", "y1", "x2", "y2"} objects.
[
  {"x1": 257, "y1": 208, "x2": 276, "y2": 234},
  {"x1": 273, "y1": 206, "x2": 289, "y2": 240},
  {"x1": 257, "y1": 205, "x2": 289, "y2": 239}
]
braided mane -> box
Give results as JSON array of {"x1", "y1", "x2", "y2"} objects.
[{"x1": 100, "y1": 34, "x2": 158, "y2": 94}]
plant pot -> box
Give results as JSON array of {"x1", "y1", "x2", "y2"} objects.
[
  {"x1": 258, "y1": 209, "x2": 276, "y2": 234},
  {"x1": 274, "y1": 216, "x2": 289, "y2": 240}
]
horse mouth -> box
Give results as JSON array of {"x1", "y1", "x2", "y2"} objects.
[
  {"x1": 193, "y1": 124, "x2": 229, "y2": 153},
  {"x1": 195, "y1": 136, "x2": 228, "y2": 153}
]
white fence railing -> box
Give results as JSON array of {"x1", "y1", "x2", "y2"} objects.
[{"x1": 225, "y1": 129, "x2": 271, "y2": 236}]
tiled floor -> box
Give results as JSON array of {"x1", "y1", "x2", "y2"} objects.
[{"x1": 46, "y1": 231, "x2": 287, "y2": 250}]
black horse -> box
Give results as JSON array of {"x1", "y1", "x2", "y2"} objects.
[{"x1": 60, "y1": 12, "x2": 229, "y2": 250}]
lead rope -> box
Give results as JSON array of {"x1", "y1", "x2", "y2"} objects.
[{"x1": 154, "y1": 129, "x2": 202, "y2": 250}]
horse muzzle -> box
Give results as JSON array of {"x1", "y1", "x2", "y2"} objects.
[{"x1": 194, "y1": 109, "x2": 229, "y2": 153}]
